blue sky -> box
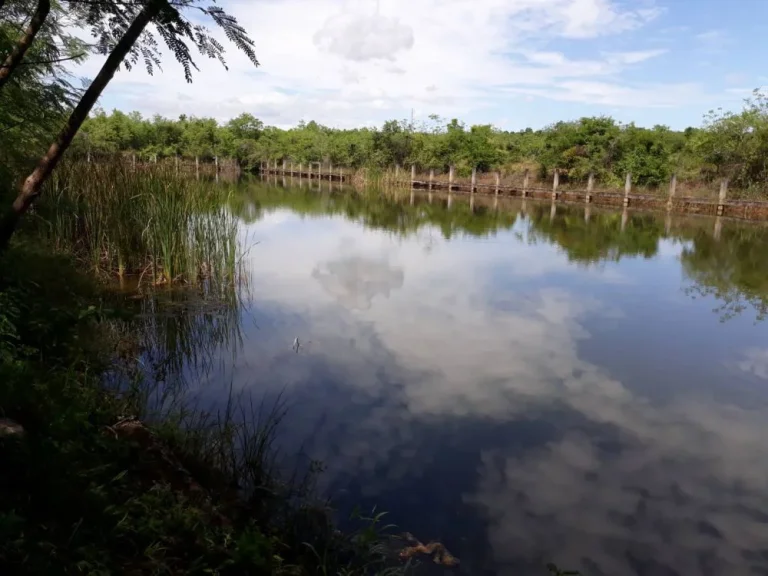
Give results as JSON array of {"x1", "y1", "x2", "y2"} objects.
[{"x1": 76, "y1": 0, "x2": 767, "y2": 130}]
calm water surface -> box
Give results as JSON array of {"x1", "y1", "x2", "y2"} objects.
[{"x1": 150, "y1": 181, "x2": 768, "y2": 576}]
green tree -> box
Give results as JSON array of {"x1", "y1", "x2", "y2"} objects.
[{"x1": 0, "y1": 0, "x2": 259, "y2": 249}]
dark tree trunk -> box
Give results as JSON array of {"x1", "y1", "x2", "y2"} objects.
[
  {"x1": 0, "y1": 0, "x2": 162, "y2": 251},
  {"x1": 0, "y1": 0, "x2": 51, "y2": 92}
]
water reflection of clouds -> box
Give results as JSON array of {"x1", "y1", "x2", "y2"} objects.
[
  {"x1": 312, "y1": 256, "x2": 404, "y2": 310},
  {"x1": 469, "y1": 397, "x2": 768, "y2": 575},
  {"x1": 234, "y1": 211, "x2": 768, "y2": 575},
  {"x1": 736, "y1": 347, "x2": 768, "y2": 380}
]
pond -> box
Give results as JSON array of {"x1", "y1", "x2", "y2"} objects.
[{"x1": 141, "y1": 179, "x2": 768, "y2": 576}]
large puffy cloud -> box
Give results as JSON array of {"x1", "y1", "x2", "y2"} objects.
[{"x1": 313, "y1": 13, "x2": 414, "y2": 61}]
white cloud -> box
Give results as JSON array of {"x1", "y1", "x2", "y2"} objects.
[
  {"x1": 604, "y1": 49, "x2": 667, "y2": 64},
  {"x1": 737, "y1": 347, "x2": 768, "y2": 380},
  {"x1": 313, "y1": 13, "x2": 414, "y2": 61},
  {"x1": 695, "y1": 29, "x2": 730, "y2": 53},
  {"x1": 505, "y1": 80, "x2": 703, "y2": 108},
  {"x1": 67, "y1": 0, "x2": 709, "y2": 127}
]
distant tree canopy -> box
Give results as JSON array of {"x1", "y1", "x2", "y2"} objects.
[{"x1": 72, "y1": 91, "x2": 768, "y2": 190}]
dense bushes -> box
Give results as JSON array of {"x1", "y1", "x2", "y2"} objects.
[{"x1": 73, "y1": 90, "x2": 768, "y2": 191}]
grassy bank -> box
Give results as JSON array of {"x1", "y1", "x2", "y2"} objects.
[{"x1": 0, "y1": 170, "x2": 404, "y2": 574}]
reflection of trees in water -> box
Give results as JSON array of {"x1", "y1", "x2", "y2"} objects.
[
  {"x1": 228, "y1": 183, "x2": 520, "y2": 239},
  {"x1": 680, "y1": 226, "x2": 768, "y2": 322},
  {"x1": 525, "y1": 204, "x2": 663, "y2": 264},
  {"x1": 233, "y1": 181, "x2": 768, "y2": 322},
  {"x1": 313, "y1": 256, "x2": 404, "y2": 310},
  {"x1": 523, "y1": 204, "x2": 768, "y2": 322}
]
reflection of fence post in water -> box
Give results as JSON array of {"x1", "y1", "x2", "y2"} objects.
[
  {"x1": 718, "y1": 179, "x2": 729, "y2": 216},
  {"x1": 621, "y1": 207, "x2": 628, "y2": 232},
  {"x1": 585, "y1": 205, "x2": 591, "y2": 223},
  {"x1": 668, "y1": 173, "x2": 677, "y2": 210},
  {"x1": 410, "y1": 189, "x2": 414, "y2": 205},
  {"x1": 552, "y1": 170, "x2": 559, "y2": 200},
  {"x1": 665, "y1": 212, "x2": 672, "y2": 235},
  {"x1": 714, "y1": 216, "x2": 722, "y2": 241},
  {"x1": 470, "y1": 194, "x2": 475, "y2": 211},
  {"x1": 523, "y1": 169, "x2": 529, "y2": 198},
  {"x1": 624, "y1": 173, "x2": 632, "y2": 207},
  {"x1": 586, "y1": 172, "x2": 594, "y2": 203},
  {"x1": 550, "y1": 199, "x2": 556, "y2": 221}
]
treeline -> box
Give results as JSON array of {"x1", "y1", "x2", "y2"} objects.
[{"x1": 74, "y1": 94, "x2": 768, "y2": 190}]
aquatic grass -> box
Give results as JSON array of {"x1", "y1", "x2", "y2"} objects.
[{"x1": 32, "y1": 160, "x2": 240, "y2": 287}]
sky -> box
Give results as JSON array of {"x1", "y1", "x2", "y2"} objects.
[{"x1": 70, "y1": 0, "x2": 768, "y2": 131}]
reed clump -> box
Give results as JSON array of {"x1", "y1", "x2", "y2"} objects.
[{"x1": 34, "y1": 161, "x2": 239, "y2": 286}]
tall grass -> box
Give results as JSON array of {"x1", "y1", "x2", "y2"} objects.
[{"x1": 34, "y1": 161, "x2": 240, "y2": 287}]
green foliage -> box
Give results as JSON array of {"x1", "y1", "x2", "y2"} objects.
[
  {"x1": 691, "y1": 90, "x2": 768, "y2": 191},
  {"x1": 71, "y1": 91, "x2": 768, "y2": 196},
  {"x1": 31, "y1": 161, "x2": 239, "y2": 285},
  {"x1": 0, "y1": 1, "x2": 87, "y2": 181},
  {"x1": 70, "y1": 0, "x2": 258, "y2": 84}
]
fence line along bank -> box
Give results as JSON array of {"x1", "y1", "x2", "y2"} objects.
[{"x1": 260, "y1": 160, "x2": 768, "y2": 220}]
